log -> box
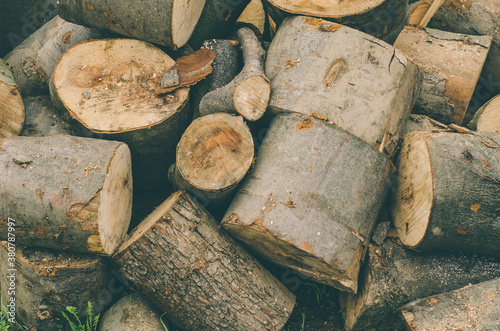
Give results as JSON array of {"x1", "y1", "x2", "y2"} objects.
[
  {"x1": 468, "y1": 93, "x2": 500, "y2": 132},
  {"x1": 58, "y1": 0, "x2": 205, "y2": 49},
  {"x1": 391, "y1": 130, "x2": 500, "y2": 256},
  {"x1": 0, "y1": 243, "x2": 112, "y2": 330},
  {"x1": 400, "y1": 114, "x2": 445, "y2": 138},
  {"x1": 236, "y1": 0, "x2": 266, "y2": 36},
  {"x1": 199, "y1": 27, "x2": 270, "y2": 121},
  {"x1": 221, "y1": 113, "x2": 393, "y2": 293},
  {"x1": 4, "y1": 15, "x2": 106, "y2": 96},
  {"x1": 265, "y1": 16, "x2": 420, "y2": 158},
  {"x1": 339, "y1": 240, "x2": 500, "y2": 331},
  {"x1": 99, "y1": 293, "x2": 166, "y2": 331},
  {"x1": 394, "y1": 26, "x2": 491, "y2": 124},
  {"x1": 401, "y1": 277, "x2": 500, "y2": 330},
  {"x1": 113, "y1": 191, "x2": 296, "y2": 330},
  {"x1": 49, "y1": 38, "x2": 190, "y2": 189},
  {"x1": 0, "y1": 135, "x2": 132, "y2": 255},
  {"x1": 0, "y1": 59, "x2": 25, "y2": 140},
  {"x1": 168, "y1": 113, "x2": 254, "y2": 202}
]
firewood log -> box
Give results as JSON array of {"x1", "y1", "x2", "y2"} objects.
[
  {"x1": 394, "y1": 26, "x2": 491, "y2": 124},
  {"x1": 468, "y1": 94, "x2": 500, "y2": 132},
  {"x1": 221, "y1": 113, "x2": 393, "y2": 293},
  {"x1": 113, "y1": 191, "x2": 296, "y2": 331},
  {"x1": 401, "y1": 114, "x2": 445, "y2": 138},
  {"x1": 391, "y1": 130, "x2": 500, "y2": 256},
  {"x1": 20, "y1": 96, "x2": 76, "y2": 137},
  {"x1": 236, "y1": 0, "x2": 266, "y2": 36},
  {"x1": 49, "y1": 38, "x2": 190, "y2": 189},
  {"x1": 0, "y1": 135, "x2": 132, "y2": 255},
  {"x1": 265, "y1": 16, "x2": 420, "y2": 158},
  {"x1": 0, "y1": 59, "x2": 24, "y2": 139}
]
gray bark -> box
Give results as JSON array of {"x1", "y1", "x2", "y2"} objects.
[
  {"x1": 400, "y1": 114, "x2": 446, "y2": 138},
  {"x1": 20, "y1": 96, "x2": 76, "y2": 137}
]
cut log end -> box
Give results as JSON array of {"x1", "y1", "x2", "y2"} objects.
[
  {"x1": 233, "y1": 75, "x2": 271, "y2": 121},
  {"x1": 474, "y1": 95, "x2": 500, "y2": 132},
  {"x1": 267, "y1": 0, "x2": 384, "y2": 18},
  {"x1": 172, "y1": 0, "x2": 206, "y2": 48},
  {"x1": 0, "y1": 60, "x2": 25, "y2": 139}
]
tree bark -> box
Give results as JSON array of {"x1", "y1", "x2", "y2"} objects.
[
  {"x1": 20, "y1": 96, "x2": 76, "y2": 137},
  {"x1": 113, "y1": 191, "x2": 296, "y2": 331},
  {"x1": 222, "y1": 113, "x2": 393, "y2": 293},
  {"x1": 339, "y1": 240, "x2": 500, "y2": 331},
  {"x1": 468, "y1": 93, "x2": 500, "y2": 132},
  {"x1": 0, "y1": 59, "x2": 24, "y2": 140},
  {"x1": 391, "y1": 130, "x2": 500, "y2": 256},
  {"x1": 400, "y1": 114, "x2": 446, "y2": 138},
  {"x1": 0, "y1": 135, "x2": 132, "y2": 255},
  {"x1": 265, "y1": 16, "x2": 420, "y2": 158}
]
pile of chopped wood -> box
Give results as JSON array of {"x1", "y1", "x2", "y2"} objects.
[{"x1": 0, "y1": 0, "x2": 499, "y2": 330}]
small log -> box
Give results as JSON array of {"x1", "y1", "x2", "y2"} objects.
[
  {"x1": 391, "y1": 130, "x2": 500, "y2": 256},
  {"x1": 401, "y1": 277, "x2": 500, "y2": 330},
  {"x1": 222, "y1": 113, "x2": 393, "y2": 293},
  {"x1": 400, "y1": 114, "x2": 445, "y2": 138},
  {"x1": 198, "y1": 27, "x2": 270, "y2": 121},
  {"x1": 394, "y1": 26, "x2": 491, "y2": 124},
  {"x1": 50, "y1": 38, "x2": 190, "y2": 189},
  {"x1": 4, "y1": 16, "x2": 105, "y2": 96},
  {"x1": 0, "y1": 243, "x2": 112, "y2": 330},
  {"x1": 468, "y1": 93, "x2": 500, "y2": 132},
  {"x1": 265, "y1": 16, "x2": 420, "y2": 158},
  {"x1": 339, "y1": 240, "x2": 500, "y2": 331},
  {"x1": 0, "y1": 59, "x2": 25, "y2": 139},
  {"x1": 113, "y1": 191, "x2": 296, "y2": 330},
  {"x1": 0, "y1": 135, "x2": 132, "y2": 255},
  {"x1": 236, "y1": 0, "x2": 266, "y2": 36},
  {"x1": 99, "y1": 293, "x2": 166, "y2": 331},
  {"x1": 168, "y1": 113, "x2": 254, "y2": 201}
]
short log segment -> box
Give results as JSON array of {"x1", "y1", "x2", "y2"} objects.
[
  {"x1": 468, "y1": 93, "x2": 500, "y2": 132},
  {"x1": 0, "y1": 59, "x2": 24, "y2": 140},
  {"x1": 20, "y1": 96, "x2": 76, "y2": 137},
  {"x1": 340, "y1": 240, "x2": 500, "y2": 331},
  {"x1": 0, "y1": 135, "x2": 132, "y2": 255},
  {"x1": 0, "y1": 243, "x2": 112, "y2": 330},
  {"x1": 265, "y1": 16, "x2": 420, "y2": 158},
  {"x1": 394, "y1": 26, "x2": 491, "y2": 124},
  {"x1": 222, "y1": 113, "x2": 393, "y2": 293},
  {"x1": 391, "y1": 131, "x2": 500, "y2": 256},
  {"x1": 113, "y1": 191, "x2": 296, "y2": 331},
  {"x1": 50, "y1": 38, "x2": 190, "y2": 189}
]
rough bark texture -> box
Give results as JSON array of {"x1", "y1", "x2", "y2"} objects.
[
  {"x1": 20, "y1": 96, "x2": 76, "y2": 137},
  {"x1": 236, "y1": 0, "x2": 266, "y2": 36},
  {"x1": 0, "y1": 59, "x2": 25, "y2": 140},
  {"x1": 0, "y1": 243, "x2": 112, "y2": 330},
  {"x1": 400, "y1": 114, "x2": 446, "y2": 138},
  {"x1": 0, "y1": 135, "x2": 132, "y2": 255},
  {"x1": 468, "y1": 93, "x2": 500, "y2": 132},
  {"x1": 222, "y1": 113, "x2": 393, "y2": 293},
  {"x1": 113, "y1": 191, "x2": 296, "y2": 331},
  {"x1": 339, "y1": 240, "x2": 500, "y2": 331},
  {"x1": 265, "y1": 16, "x2": 420, "y2": 158},
  {"x1": 394, "y1": 26, "x2": 491, "y2": 124}
]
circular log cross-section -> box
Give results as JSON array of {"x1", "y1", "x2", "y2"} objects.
[
  {"x1": 468, "y1": 94, "x2": 500, "y2": 132},
  {"x1": 0, "y1": 59, "x2": 24, "y2": 140}
]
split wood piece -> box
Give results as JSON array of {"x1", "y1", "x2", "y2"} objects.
[
  {"x1": 50, "y1": 38, "x2": 190, "y2": 189},
  {"x1": 391, "y1": 130, "x2": 500, "y2": 256},
  {"x1": 400, "y1": 114, "x2": 446, "y2": 138},
  {"x1": 340, "y1": 240, "x2": 500, "y2": 331},
  {"x1": 0, "y1": 59, "x2": 24, "y2": 139},
  {"x1": 236, "y1": 0, "x2": 266, "y2": 36},
  {"x1": 20, "y1": 96, "x2": 76, "y2": 137},
  {"x1": 468, "y1": 94, "x2": 500, "y2": 132},
  {"x1": 4, "y1": 15, "x2": 105, "y2": 96},
  {"x1": 263, "y1": 0, "x2": 408, "y2": 42},
  {"x1": 58, "y1": 0, "x2": 204, "y2": 49},
  {"x1": 0, "y1": 243, "x2": 112, "y2": 330},
  {"x1": 265, "y1": 16, "x2": 420, "y2": 158},
  {"x1": 198, "y1": 27, "x2": 270, "y2": 122},
  {"x1": 221, "y1": 113, "x2": 393, "y2": 293},
  {"x1": 168, "y1": 113, "x2": 254, "y2": 202},
  {"x1": 394, "y1": 26, "x2": 491, "y2": 124},
  {"x1": 401, "y1": 277, "x2": 500, "y2": 330},
  {"x1": 0, "y1": 135, "x2": 132, "y2": 255},
  {"x1": 99, "y1": 293, "x2": 166, "y2": 331},
  {"x1": 113, "y1": 191, "x2": 296, "y2": 331}
]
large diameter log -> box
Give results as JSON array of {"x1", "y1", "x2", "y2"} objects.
[
  {"x1": 20, "y1": 96, "x2": 76, "y2": 137},
  {"x1": 0, "y1": 135, "x2": 132, "y2": 255},
  {"x1": 468, "y1": 93, "x2": 500, "y2": 132},
  {"x1": 0, "y1": 243, "x2": 112, "y2": 330},
  {"x1": 391, "y1": 131, "x2": 500, "y2": 256},
  {"x1": 221, "y1": 113, "x2": 393, "y2": 293},
  {"x1": 394, "y1": 26, "x2": 491, "y2": 124},
  {"x1": 4, "y1": 16, "x2": 106, "y2": 96},
  {"x1": 50, "y1": 38, "x2": 190, "y2": 189},
  {"x1": 265, "y1": 16, "x2": 420, "y2": 158},
  {"x1": 113, "y1": 191, "x2": 296, "y2": 330},
  {"x1": 339, "y1": 240, "x2": 500, "y2": 331},
  {"x1": 0, "y1": 60, "x2": 25, "y2": 140},
  {"x1": 58, "y1": 0, "x2": 205, "y2": 49}
]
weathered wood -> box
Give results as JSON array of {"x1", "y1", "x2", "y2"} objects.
[
  {"x1": 113, "y1": 191, "x2": 296, "y2": 330},
  {"x1": 265, "y1": 16, "x2": 420, "y2": 158},
  {"x1": 0, "y1": 243, "x2": 112, "y2": 330},
  {"x1": 222, "y1": 113, "x2": 393, "y2": 293},
  {"x1": 400, "y1": 114, "x2": 446, "y2": 138},
  {"x1": 0, "y1": 59, "x2": 24, "y2": 140},
  {"x1": 236, "y1": 0, "x2": 266, "y2": 36},
  {"x1": 339, "y1": 240, "x2": 500, "y2": 331},
  {"x1": 391, "y1": 130, "x2": 500, "y2": 256},
  {"x1": 20, "y1": 96, "x2": 76, "y2": 137},
  {"x1": 50, "y1": 38, "x2": 190, "y2": 189},
  {"x1": 468, "y1": 93, "x2": 500, "y2": 132},
  {"x1": 0, "y1": 135, "x2": 132, "y2": 255},
  {"x1": 394, "y1": 26, "x2": 491, "y2": 124}
]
